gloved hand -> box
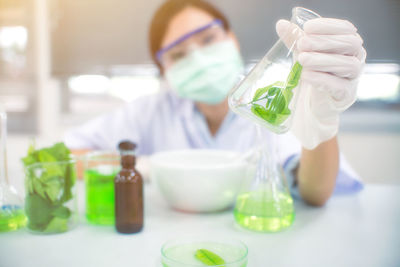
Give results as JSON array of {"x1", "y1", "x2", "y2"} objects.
[{"x1": 276, "y1": 18, "x2": 367, "y2": 149}]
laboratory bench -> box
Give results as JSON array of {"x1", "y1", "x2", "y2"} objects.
[{"x1": 0, "y1": 182, "x2": 399, "y2": 267}]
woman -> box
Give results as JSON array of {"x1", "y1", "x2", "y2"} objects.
[{"x1": 65, "y1": 0, "x2": 366, "y2": 206}]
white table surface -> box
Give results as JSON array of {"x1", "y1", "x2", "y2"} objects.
[{"x1": 0, "y1": 182, "x2": 399, "y2": 267}]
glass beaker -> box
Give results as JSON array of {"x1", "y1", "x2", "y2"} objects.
[
  {"x1": 233, "y1": 126, "x2": 294, "y2": 232},
  {"x1": 24, "y1": 160, "x2": 78, "y2": 234},
  {"x1": 229, "y1": 7, "x2": 321, "y2": 134},
  {"x1": 0, "y1": 109, "x2": 27, "y2": 232},
  {"x1": 83, "y1": 151, "x2": 120, "y2": 225}
]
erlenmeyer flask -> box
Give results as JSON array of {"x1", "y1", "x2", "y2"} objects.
[
  {"x1": 234, "y1": 126, "x2": 294, "y2": 232},
  {"x1": 0, "y1": 109, "x2": 26, "y2": 232},
  {"x1": 229, "y1": 7, "x2": 321, "y2": 134}
]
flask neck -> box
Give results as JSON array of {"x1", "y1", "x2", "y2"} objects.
[
  {"x1": 255, "y1": 126, "x2": 280, "y2": 184},
  {"x1": 290, "y1": 7, "x2": 321, "y2": 29}
]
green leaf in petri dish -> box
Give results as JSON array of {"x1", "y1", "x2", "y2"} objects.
[{"x1": 195, "y1": 249, "x2": 226, "y2": 266}]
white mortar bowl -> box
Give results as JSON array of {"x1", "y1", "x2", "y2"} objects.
[{"x1": 150, "y1": 149, "x2": 251, "y2": 213}]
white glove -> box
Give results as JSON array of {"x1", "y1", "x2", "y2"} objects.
[{"x1": 276, "y1": 18, "x2": 367, "y2": 149}]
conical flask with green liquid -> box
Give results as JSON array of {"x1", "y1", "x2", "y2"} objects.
[
  {"x1": 233, "y1": 126, "x2": 294, "y2": 232},
  {"x1": 230, "y1": 7, "x2": 322, "y2": 233}
]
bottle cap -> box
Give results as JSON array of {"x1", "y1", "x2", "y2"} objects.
[{"x1": 118, "y1": 140, "x2": 136, "y2": 151}]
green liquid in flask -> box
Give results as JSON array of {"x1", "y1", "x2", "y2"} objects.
[
  {"x1": 234, "y1": 190, "x2": 294, "y2": 232},
  {"x1": 85, "y1": 166, "x2": 119, "y2": 225},
  {"x1": 0, "y1": 205, "x2": 26, "y2": 232}
]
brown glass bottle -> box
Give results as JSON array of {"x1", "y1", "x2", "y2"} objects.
[{"x1": 114, "y1": 141, "x2": 143, "y2": 233}]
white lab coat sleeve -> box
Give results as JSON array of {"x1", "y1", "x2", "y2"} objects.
[{"x1": 64, "y1": 95, "x2": 153, "y2": 151}]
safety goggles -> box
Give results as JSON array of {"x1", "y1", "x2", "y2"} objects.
[{"x1": 156, "y1": 19, "x2": 228, "y2": 67}]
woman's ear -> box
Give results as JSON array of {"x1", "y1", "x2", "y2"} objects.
[{"x1": 228, "y1": 31, "x2": 240, "y2": 51}]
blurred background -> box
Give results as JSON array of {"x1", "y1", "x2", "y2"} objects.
[{"x1": 0, "y1": 0, "x2": 399, "y2": 187}]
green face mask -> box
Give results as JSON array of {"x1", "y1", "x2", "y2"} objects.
[{"x1": 165, "y1": 40, "x2": 244, "y2": 105}]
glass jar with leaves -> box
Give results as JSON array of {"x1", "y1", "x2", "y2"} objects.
[{"x1": 22, "y1": 143, "x2": 78, "y2": 234}]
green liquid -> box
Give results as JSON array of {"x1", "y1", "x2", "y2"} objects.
[
  {"x1": 0, "y1": 205, "x2": 27, "y2": 232},
  {"x1": 162, "y1": 242, "x2": 247, "y2": 267},
  {"x1": 84, "y1": 166, "x2": 119, "y2": 225},
  {"x1": 234, "y1": 190, "x2": 294, "y2": 232}
]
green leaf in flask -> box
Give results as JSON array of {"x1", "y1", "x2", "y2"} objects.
[
  {"x1": 285, "y1": 61, "x2": 302, "y2": 92},
  {"x1": 250, "y1": 61, "x2": 302, "y2": 126},
  {"x1": 252, "y1": 81, "x2": 284, "y2": 102}
]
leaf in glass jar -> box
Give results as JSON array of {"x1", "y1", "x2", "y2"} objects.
[
  {"x1": 44, "y1": 217, "x2": 69, "y2": 233},
  {"x1": 31, "y1": 177, "x2": 47, "y2": 199},
  {"x1": 25, "y1": 194, "x2": 54, "y2": 231},
  {"x1": 47, "y1": 142, "x2": 71, "y2": 161},
  {"x1": 52, "y1": 205, "x2": 71, "y2": 219},
  {"x1": 38, "y1": 151, "x2": 63, "y2": 178},
  {"x1": 44, "y1": 176, "x2": 65, "y2": 203},
  {"x1": 59, "y1": 163, "x2": 76, "y2": 203}
]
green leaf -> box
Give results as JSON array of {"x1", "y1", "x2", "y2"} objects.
[
  {"x1": 60, "y1": 163, "x2": 76, "y2": 203},
  {"x1": 285, "y1": 61, "x2": 302, "y2": 91},
  {"x1": 45, "y1": 142, "x2": 71, "y2": 161},
  {"x1": 251, "y1": 104, "x2": 276, "y2": 123},
  {"x1": 251, "y1": 62, "x2": 302, "y2": 126},
  {"x1": 38, "y1": 150, "x2": 64, "y2": 178},
  {"x1": 43, "y1": 176, "x2": 65, "y2": 202},
  {"x1": 266, "y1": 88, "x2": 286, "y2": 114},
  {"x1": 26, "y1": 176, "x2": 34, "y2": 194},
  {"x1": 25, "y1": 194, "x2": 54, "y2": 231},
  {"x1": 252, "y1": 81, "x2": 284, "y2": 102},
  {"x1": 38, "y1": 150, "x2": 57, "y2": 163},
  {"x1": 32, "y1": 177, "x2": 47, "y2": 199},
  {"x1": 195, "y1": 249, "x2": 226, "y2": 266},
  {"x1": 52, "y1": 205, "x2": 71, "y2": 219},
  {"x1": 21, "y1": 143, "x2": 37, "y2": 166},
  {"x1": 44, "y1": 217, "x2": 69, "y2": 233}
]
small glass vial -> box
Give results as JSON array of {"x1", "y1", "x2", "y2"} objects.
[{"x1": 114, "y1": 141, "x2": 143, "y2": 233}]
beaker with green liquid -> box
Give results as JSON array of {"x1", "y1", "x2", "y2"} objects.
[
  {"x1": 0, "y1": 109, "x2": 26, "y2": 232},
  {"x1": 229, "y1": 7, "x2": 321, "y2": 134},
  {"x1": 233, "y1": 127, "x2": 294, "y2": 233},
  {"x1": 84, "y1": 151, "x2": 120, "y2": 225}
]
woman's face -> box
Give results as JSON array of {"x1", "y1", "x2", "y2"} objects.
[{"x1": 159, "y1": 7, "x2": 238, "y2": 70}]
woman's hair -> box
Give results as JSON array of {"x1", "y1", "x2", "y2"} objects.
[{"x1": 149, "y1": 0, "x2": 230, "y2": 72}]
